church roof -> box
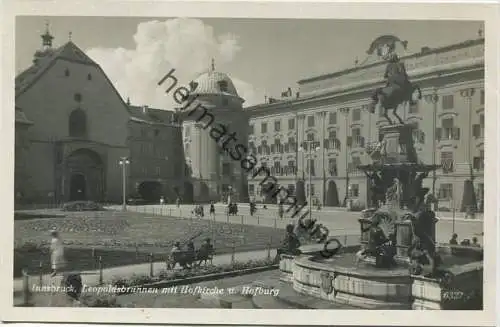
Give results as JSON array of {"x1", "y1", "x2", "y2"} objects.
[
  {"x1": 15, "y1": 41, "x2": 99, "y2": 98},
  {"x1": 127, "y1": 105, "x2": 179, "y2": 126},
  {"x1": 190, "y1": 70, "x2": 240, "y2": 98}
]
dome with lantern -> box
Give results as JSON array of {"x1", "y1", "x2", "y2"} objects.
[{"x1": 188, "y1": 59, "x2": 244, "y2": 104}]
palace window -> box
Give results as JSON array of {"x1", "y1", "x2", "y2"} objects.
[
  {"x1": 248, "y1": 184, "x2": 255, "y2": 196},
  {"x1": 286, "y1": 160, "x2": 295, "y2": 175},
  {"x1": 329, "y1": 130, "x2": 337, "y2": 140},
  {"x1": 274, "y1": 139, "x2": 282, "y2": 153},
  {"x1": 440, "y1": 151, "x2": 454, "y2": 173},
  {"x1": 249, "y1": 124, "x2": 254, "y2": 134},
  {"x1": 274, "y1": 120, "x2": 281, "y2": 132},
  {"x1": 307, "y1": 115, "x2": 315, "y2": 127},
  {"x1": 442, "y1": 94, "x2": 454, "y2": 110},
  {"x1": 288, "y1": 118, "x2": 295, "y2": 130},
  {"x1": 68, "y1": 109, "x2": 87, "y2": 137},
  {"x1": 261, "y1": 140, "x2": 270, "y2": 155},
  {"x1": 328, "y1": 158, "x2": 338, "y2": 176},
  {"x1": 473, "y1": 114, "x2": 485, "y2": 139},
  {"x1": 349, "y1": 184, "x2": 359, "y2": 197},
  {"x1": 261, "y1": 122, "x2": 267, "y2": 134},
  {"x1": 352, "y1": 108, "x2": 361, "y2": 121},
  {"x1": 287, "y1": 137, "x2": 296, "y2": 152},
  {"x1": 437, "y1": 118, "x2": 460, "y2": 141},
  {"x1": 473, "y1": 150, "x2": 485, "y2": 171},
  {"x1": 438, "y1": 183, "x2": 453, "y2": 200},
  {"x1": 274, "y1": 161, "x2": 281, "y2": 175},
  {"x1": 329, "y1": 112, "x2": 337, "y2": 125}
]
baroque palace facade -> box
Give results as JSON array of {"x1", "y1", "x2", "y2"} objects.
[
  {"x1": 15, "y1": 28, "x2": 185, "y2": 204},
  {"x1": 246, "y1": 37, "x2": 485, "y2": 210}
]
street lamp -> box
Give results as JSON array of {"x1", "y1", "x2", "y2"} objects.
[
  {"x1": 339, "y1": 107, "x2": 350, "y2": 207},
  {"x1": 424, "y1": 89, "x2": 439, "y2": 210},
  {"x1": 460, "y1": 88, "x2": 476, "y2": 217},
  {"x1": 119, "y1": 157, "x2": 130, "y2": 211},
  {"x1": 299, "y1": 141, "x2": 320, "y2": 220}
]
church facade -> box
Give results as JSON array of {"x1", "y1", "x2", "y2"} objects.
[
  {"x1": 245, "y1": 37, "x2": 485, "y2": 211},
  {"x1": 15, "y1": 29, "x2": 185, "y2": 205}
]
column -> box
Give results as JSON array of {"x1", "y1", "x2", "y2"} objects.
[
  {"x1": 319, "y1": 111, "x2": 327, "y2": 205},
  {"x1": 339, "y1": 107, "x2": 350, "y2": 206}
]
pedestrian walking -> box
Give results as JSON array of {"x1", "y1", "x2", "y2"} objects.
[
  {"x1": 210, "y1": 201, "x2": 215, "y2": 217},
  {"x1": 50, "y1": 229, "x2": 66, "y2": 277}
]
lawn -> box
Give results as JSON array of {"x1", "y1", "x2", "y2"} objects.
[{"x1": 14, "y1": 210, "x2": 284, "y2": 277}]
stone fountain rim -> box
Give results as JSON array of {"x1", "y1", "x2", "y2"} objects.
[{"x1": 294, "y1": 255, "x2": 411, "y2": 279}]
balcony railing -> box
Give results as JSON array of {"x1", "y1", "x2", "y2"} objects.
[{"x1": 324, "y1": 138, "x2": 341, "y2": 151}]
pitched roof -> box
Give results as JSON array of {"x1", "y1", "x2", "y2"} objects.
[
  {"x1": 127, "y1": 105, "x2": 179, "y2": 126},
  {"x1": 15, "y1": 41, "x2": 99, "y2": 98}
]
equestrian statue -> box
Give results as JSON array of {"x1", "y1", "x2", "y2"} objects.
[{"x1": 366, "y1": 35, "x2": 422, "y2": 125}]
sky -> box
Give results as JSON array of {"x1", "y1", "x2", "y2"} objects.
[{"x1": 16, "y1": 17, "x2": 483, "y2": 109}]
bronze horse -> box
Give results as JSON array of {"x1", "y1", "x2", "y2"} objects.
[{"x1": 372, "y1": 83, "x2": 422, "y2": 125}]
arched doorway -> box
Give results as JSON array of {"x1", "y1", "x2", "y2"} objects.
[
  {"x1": 326, "y1": 180, "x2": 340, "y2": 207},
  {"x1": 138, "y1": 181, "x2": 162, "y2": 202},
  {"x1": 65, "y1": 148, "x2": 103, "y2": 202},
  {"x1": 183, "y1": 181, "x2": 194, "y2": 204},
  {"x1": 70, "y1": 173, "x2": 86, "y2": 201}
]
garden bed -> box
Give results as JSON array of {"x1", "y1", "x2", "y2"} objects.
[{"x1": 110, "y1": 259, "x2": 278, "y2": 295}]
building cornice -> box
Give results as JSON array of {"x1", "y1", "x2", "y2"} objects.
[{"x1": 246, "y1": 61, "x2": 483, "y2": 118}]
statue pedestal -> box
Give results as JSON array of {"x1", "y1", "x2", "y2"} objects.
[{"x1": 380, "y1": 124, "x2": 417, "y2": 164}]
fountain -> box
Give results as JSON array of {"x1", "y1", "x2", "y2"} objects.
[{"x1": 256, "y1": 36, "x2": 483, "y2": 310}]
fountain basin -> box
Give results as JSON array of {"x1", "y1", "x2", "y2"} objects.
[{"x1": 279, "y1": 244, "x2": 483, "y2": 310}]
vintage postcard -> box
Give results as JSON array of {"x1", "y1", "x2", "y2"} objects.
[{"x1": 1, "y1": 0, "x2": 498, "y2": 325}]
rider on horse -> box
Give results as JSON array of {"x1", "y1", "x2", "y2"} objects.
[{"x1": 367, "y1": 35, "x2": 419, "y2": 123}]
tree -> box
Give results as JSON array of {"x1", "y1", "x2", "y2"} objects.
[
  {"x1": 460, "y1": 179, "x2": 477, "y2": 213},
  {"x1": 326, "y1": 180, "x2": 340, "y2": 206},
  {"x1": 295, "y1": 180, "x2": 306, "y2": 205}
]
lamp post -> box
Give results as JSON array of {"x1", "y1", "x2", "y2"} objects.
[
  {"x1": 339, "y1": 107, "x2": 350, "y2": 207},
  {"x1": 460, "y1": 88, "x2": 476, "y2": 217},
  {"x1": 424, "y1": 89, "x2": 439, "y2": 210},
  {"x1": 299, "y1": 140, "x2": 320, "y2": 220},
  {"x1": 119, "y1": 157, "x2": 130, "y2": 211}
]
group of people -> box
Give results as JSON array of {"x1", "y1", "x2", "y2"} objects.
[
  {"x1": 449, "y1": 233, "x2": 481, "y2": 247},
  {"x1": 169, "y1": 238, "x2": 215, "y2": 269}
]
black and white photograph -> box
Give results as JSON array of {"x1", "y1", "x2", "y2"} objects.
[{"x1": 1, "y1": 1, "x2": 498, "y2": 326}]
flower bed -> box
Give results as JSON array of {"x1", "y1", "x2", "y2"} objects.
[{"x1": 110, "y1": 258, "x2": 277, "y2": 294}]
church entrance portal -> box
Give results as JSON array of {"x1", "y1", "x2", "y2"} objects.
[
  {"x1": 70, "y1": 173, "x2": 86, "y2": 201},
  {"x1": 65, "y1": 149, "x2": 104, "y2": 202}
]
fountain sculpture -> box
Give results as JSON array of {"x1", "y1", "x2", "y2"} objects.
[{"x1": 270, "y1": 36, "x2": 483, "y2": 310}]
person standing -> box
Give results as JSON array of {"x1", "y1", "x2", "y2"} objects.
[
  {"x1": 50, "y1": 229, "x2": 66, "y2": 277},
  {"x1": 449, "y1": 233, "x2": 458, "y2": 245},
  {"x1": 160, "y1": 196, "x2": 165, "y2": 205},
  {"x1": 210, "y1": 201, "x2": 215, "y2": 217}
]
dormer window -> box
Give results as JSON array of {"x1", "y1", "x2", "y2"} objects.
[{"x1": 218, "y1": 80, "x2": 228, "y2": 92}]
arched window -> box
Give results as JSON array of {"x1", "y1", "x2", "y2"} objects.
[{"x1": 69, "y1": 109, "x2": 87, "y2": 137}]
